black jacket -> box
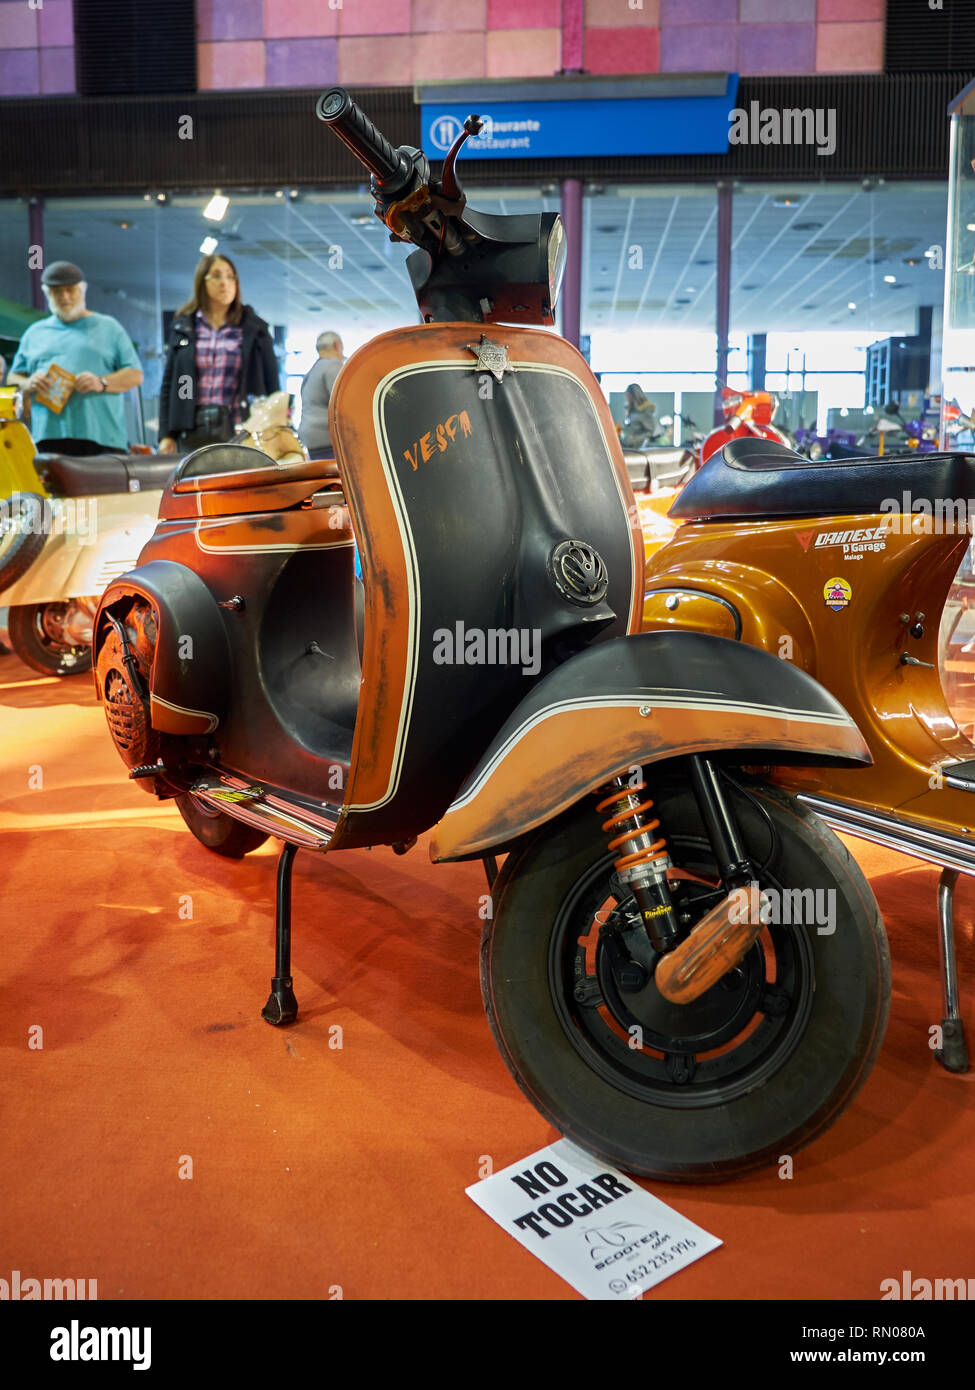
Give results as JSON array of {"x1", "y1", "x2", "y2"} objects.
[{"x1": 158, "y1": 303, "x2": 279, "y2": 438}]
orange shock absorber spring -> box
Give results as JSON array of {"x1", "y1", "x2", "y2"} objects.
[{"x1": 595, "y1": 777, "x2": 669, "y2": 876}]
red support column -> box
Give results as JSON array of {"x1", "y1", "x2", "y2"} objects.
[
  {"x1": 28, "y1": 196, "x2": 45, "y2": 310},
  {"x1": 561, "y1": 0, "x2": 584, "y2": 73},
  {"x1": 714, "y1": 181, "x2": 732, "y2": 425},
  {"x1": 560, "y1": 177, "x2": 583, "y2": 349}
]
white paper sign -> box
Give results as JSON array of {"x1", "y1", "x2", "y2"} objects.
[{"x1": 466, "y1": 1138, "x2": 722, "y2": 1300}]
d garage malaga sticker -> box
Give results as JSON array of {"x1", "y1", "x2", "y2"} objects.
[{"x1": 466, "y1": 1138, "x2": 721, "y2": 1300}]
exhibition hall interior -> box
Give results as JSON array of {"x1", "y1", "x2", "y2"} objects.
[{"x1": 1, "y1": 0, "x2": 974, "y2": 1324}]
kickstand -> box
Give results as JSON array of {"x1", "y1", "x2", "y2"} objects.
[
  {"x1": 261, "y1": 842, "x2": 300, "y2": 1026},
  {"x1": 935, "y1": 868, "x2": 969, "y2": 1073}
]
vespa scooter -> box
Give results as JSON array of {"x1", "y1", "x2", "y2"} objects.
[
  {"x1": 91, "y1": 91, "x2": 890, "y2": 1181},
  {"x1": 644, "y1": 434, "x2": 975, "y2": 1076}
]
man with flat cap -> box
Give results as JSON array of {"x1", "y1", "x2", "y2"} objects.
[{"x1": 8, "y1": 260, "x2": 143, "y2": 455}]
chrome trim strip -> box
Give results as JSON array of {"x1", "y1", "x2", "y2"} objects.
[
  {"x1": 189, "y1": 784, "x2": 334, "y2": 851},
  {"x1": 799, "y1": 793, "x2": 975, "y2": 876}
]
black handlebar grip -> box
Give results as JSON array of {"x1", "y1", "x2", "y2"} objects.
[{"x1": 316, "y1": 88, "x2": 405, "y2": 186}]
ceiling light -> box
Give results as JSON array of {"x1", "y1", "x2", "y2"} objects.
[
  {"x1": 203, "y1": 193, "x2": 230, "y2": 222},
  {"x1": 883, "y1": 274, "x2": 896, "y2": 283},
  {"x1": 847, "y1": 301, "x2": 857, "y2": 309},
  {"x1": 967, "y1": 223, "x2": 975, "y2": 231},
  {"x1": 200, "y1": 235, "x2": 218, "y2": 255},
  {"x1": 684, "y1": 286, "x2": 696, "y2": 293}
]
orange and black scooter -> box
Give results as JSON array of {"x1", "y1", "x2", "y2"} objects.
[
  {"x1": 645, "y1": 435, "x2": 975, "y2": 1077},
  {"x1": 92, "y1": 91, "x2": 889, "y2": 1181}
]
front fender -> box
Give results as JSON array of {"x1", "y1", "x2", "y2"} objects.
[
  {"x1": 94, "y1": 559, "x2": 230, "y2": 735},
  {"x1": 430, "y1": 631, "x2": 870, "y2": 861}
]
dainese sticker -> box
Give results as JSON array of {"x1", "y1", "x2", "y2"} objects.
[{"x1": 824, "y1": 577, "x2": 852, "y2": 611}]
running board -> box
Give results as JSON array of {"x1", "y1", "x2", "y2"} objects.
[
  {"x1": 799, "y1": 794, "x2": 975, "y2": 876},
  {"x1": 190, "y1": 772, "x2": 340, "y2": 850}
]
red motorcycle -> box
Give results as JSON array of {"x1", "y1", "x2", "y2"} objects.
[{"x1": 699, "y1": 388, "x2": 791, "y2": 468}]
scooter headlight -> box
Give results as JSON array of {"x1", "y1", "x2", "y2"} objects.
[{"x1": 547, "y1": 217, "x2": 566, "y2": 309}]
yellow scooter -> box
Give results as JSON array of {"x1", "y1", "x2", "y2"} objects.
[
  {"x1": 0, "y1": 388, "x2": 305, "y2": 675},
  {"x1": 0, "y1": 386, "x2": 175, "y2": 675}
]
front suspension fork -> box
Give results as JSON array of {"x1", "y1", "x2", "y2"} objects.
[{"x1": 596, "y1": 754, "x2": 754, "y2": 957}]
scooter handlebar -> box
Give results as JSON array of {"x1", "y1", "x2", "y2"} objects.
[{"x1": 316, "y1": 88, "x2": 406, "y2": 186}]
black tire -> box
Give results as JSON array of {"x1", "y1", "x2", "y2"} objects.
[
  {"x1": 0, "y1": 493, "x2": 47, "y2": 591},
  {"x1": 482, "y1": 776, "x2": 890, "y2": 1182},
  {"x1": 7, "y1": 601, "x2": 93, "y2": 676},
  {"x1": 175, "y1": 792, "x2": 269, "y2": 858}
]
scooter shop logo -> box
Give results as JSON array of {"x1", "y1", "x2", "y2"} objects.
[
  {"x1": 824, "y1": 577, "x2": 853, "y2": 612},
  {"x1": 728, "y1": 101, "x2": 836, "y2": 157},
  {"x1": 582, "y1": 1222, "x2": 666, "y2": 1270},
  {"x1": 433, "y1": 620, "x2": 541, "y2": 676},
  {"x1": 0, "y1": 492, "x2": 98, "y2": 543}
]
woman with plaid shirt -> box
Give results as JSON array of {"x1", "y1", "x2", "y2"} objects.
[{"x1": 158, "y1": 253, "x2": 279, "y2": 454}]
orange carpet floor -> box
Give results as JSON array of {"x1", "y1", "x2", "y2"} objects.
[{"x1": 1, "y1": 651, "x2": 973, "y2": 1302}]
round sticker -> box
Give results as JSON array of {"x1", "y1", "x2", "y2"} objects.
[{"x1": 824, "y1": 577, "x2": 852, "y2": 611}]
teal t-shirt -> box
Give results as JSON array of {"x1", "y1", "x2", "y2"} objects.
[{"x1": 10, "y1": 312, "x2": 142, "y2": 451}]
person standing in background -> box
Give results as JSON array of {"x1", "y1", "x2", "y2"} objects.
[
  {"x1": 300, "y1": 331, "x2": 345, "y2": 459},
  {"x1": 158, "y1": 253, "x2": 278, "y2": 454},
  {"x1": 619, "y1": 383, "x2": 661, "y2": 450},
  {"x1": 7, "y1": 261, "x2": 143, "y2": 455}
]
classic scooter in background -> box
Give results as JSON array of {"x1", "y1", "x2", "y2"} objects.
[
  {"x1": 91, "y1": 90, "x2": 891, "y2": 1182},
  {"x1": 0, "y1": 391, "x2": 302, "y2": 675},
  {"x1": 698, "y1": 386, "x2": 791, "y2": 467},
  {"x1": 644, "y1": 435, "x2": 975, "y2": 1074},
  {"x1": 0, "y1": 384, "x2": 175, "y2": 675}
]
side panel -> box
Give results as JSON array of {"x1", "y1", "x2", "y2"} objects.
[
  {"x1": 430, "y1": 631, "x2": 870, "y2": 861},
  {"x1": 95, "y1": 559, "x2": 232, "y2": 735},
  {"x1": 2, "y1": 492, "x2": 163, "y2": 606},
  {"x1": 644, "y1": 512, "x2": 975, "y2": 813}
]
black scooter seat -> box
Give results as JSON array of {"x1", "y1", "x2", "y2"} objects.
[
  {"x1": 669, "y1": 436, "x2": 975, "y2": 522},
  {"x1": 35, "y1": 451, "x2": 178, "y2": 498}
]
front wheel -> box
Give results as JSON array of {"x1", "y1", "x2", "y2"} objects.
[
  {"x1": 175, "y1": 792, "x2": 269, "y2": 859},
  {"x1": 482, "y1": 776, "x2": 890, "y2": 1181}
]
